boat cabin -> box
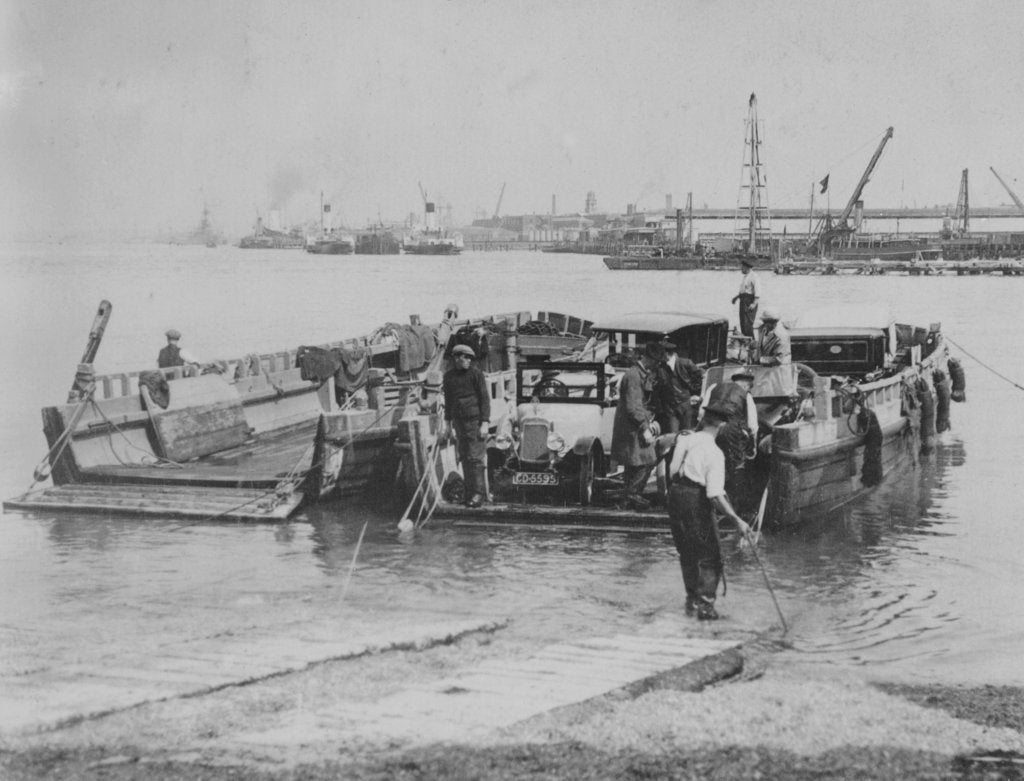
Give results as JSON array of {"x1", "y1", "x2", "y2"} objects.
[
  {"x1": 787, "y1": 305, "x2": 942, "y2": 379},
  {"x1": 590, "y1": 312, "x2": 729, "y2": 368}
]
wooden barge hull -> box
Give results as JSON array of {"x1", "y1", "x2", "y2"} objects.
[{"x1": 767, "y1": 415, "x2": 915, "y2": 527}]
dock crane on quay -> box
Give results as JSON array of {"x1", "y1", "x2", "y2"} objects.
[
  {"x1": 941, "y1": 169, "x2": 970, "y2": 239},
  {"x1": 808, "y1": 126, "x2": 894, "y2": 256},
  {"x1": 990, "y1": 166, "x2": 1024, "y2": 216}
]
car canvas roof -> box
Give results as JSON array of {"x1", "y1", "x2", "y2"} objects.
[{"x1": 592, "y1": 311, "x2": 728, "y2": 334}]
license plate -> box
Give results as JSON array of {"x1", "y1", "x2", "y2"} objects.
[{"x1": 512, "y1": 471, "x2": 559, "y2": 486}]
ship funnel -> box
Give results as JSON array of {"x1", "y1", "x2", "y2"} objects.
[{"x1": 425, "y1": 202, "x2": 438, "y2": 232}]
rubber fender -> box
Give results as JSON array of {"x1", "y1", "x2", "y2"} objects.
[
  {"x1": 948, "y1": 357, "x2": 966, "y2": 402},
  {"x1": 860, "y1": 408, "x2": 883, "y2": 487},
  {"x1": 933, "y1": 371, "x2": 951, "y2": 433},
  {"x1": 918, "y1": 378, "x2": 936, "y2": 439}
]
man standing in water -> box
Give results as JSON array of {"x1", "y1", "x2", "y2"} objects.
[
  {"x1": 443, "y1": 343, "x2": 491, "y2": 508},
  {"x1": 730, "y1": 259, "x2": 760, "y2": 337},
  {"x1": 667, "y1": 404, "x2": 751, "y2": 620}
]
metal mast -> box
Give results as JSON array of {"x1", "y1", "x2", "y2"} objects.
[
  {"x1": 734, "y1": 93, "x2": 771, "y2": 254},
  {"x1": 952, "y1": 169, "x2": 970, "y2": 235}
]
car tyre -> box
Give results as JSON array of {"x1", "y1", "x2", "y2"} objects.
[{"x1": 577, "y1": 446, "x2": 596, "y2": 506}]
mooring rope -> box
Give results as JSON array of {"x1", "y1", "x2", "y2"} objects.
[
  {"x1": 946, "y1": 335, "x2": 1024, "y2": 392},
  {"x1": 25, "y1": 389, "x2": 97, "y2": 493}
]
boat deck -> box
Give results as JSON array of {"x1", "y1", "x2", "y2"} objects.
[
  {"x1": 79, "y1": 420, "x2": 319, "y2": 487},
  {"x1": 3, "y1": 482, "x2": 303, "y2": 522},
  {"x1": 3, "y1": 422, "x2": 319, "y2": 521}
]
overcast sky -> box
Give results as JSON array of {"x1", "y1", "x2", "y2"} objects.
[{"x1": 2, "y1": 0, "x2": 1023, "y2": 240}]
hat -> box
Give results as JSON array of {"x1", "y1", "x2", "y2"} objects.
[
  {"x1": 165, "y1": 329, "x2": 181, "y2": 340},
  {"x1": 644, "y1": 341, "x2": 666, "y2": 360},
  {"x1": 741, "y1": 259, "x2": 753, "y2": 268},
  {"x1": 703, "y1": 402, "x2": 731, "y2": 422},
  {"x1": 731, "y1": 370, "x2": 755, "y2": 382},
  {"x1": 659, "y1": 339, "x2": 677, "y2": 351},
  {"x1": 760, "y1": 308, "x2": 780, "y2": 322},
  {"x1": 451, "y1": 344, "x2": 475, "y2": 358}
]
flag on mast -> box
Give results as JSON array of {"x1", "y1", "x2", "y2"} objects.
[
  {"x1": 819, "y1": 174, "x2": 830, "y2": 194},
  {"x1": 323, "y1": 204, "x2": 331, "y2": 213}
]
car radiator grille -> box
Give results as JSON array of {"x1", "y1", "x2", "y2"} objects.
[{"x1": 520, "y1": 421, "x2": 550, "y2": 461}]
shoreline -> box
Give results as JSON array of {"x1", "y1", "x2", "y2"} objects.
[{"x1": 2, "y1": 625, "x2": 1022, "y2": 780}]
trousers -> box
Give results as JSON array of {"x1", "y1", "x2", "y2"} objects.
[{"x1": 667, "y1": 479, "x2": 723, "y2": 602}]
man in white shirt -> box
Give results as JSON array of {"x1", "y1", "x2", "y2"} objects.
[
  {"x1": 667, "y1": 404, "x2": 751, "y2": 620},
  {"x1": 730, "y1": 260, "x2": 760, "y2": 337}
]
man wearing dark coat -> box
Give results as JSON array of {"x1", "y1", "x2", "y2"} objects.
[
  {"x1": 443, "y1": 343, "x2": 491, "y2": 508},
  {"x1": 611, "y1": 341, "x2": 663, "y2": 510},
  {"x1": 654, "y1": 339, "x2": 704, "y2": 433}
]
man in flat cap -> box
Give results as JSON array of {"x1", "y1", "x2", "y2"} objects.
[
  {"x1": 754, "y1": 309, "x2": 791, "y2": 367},
  {"x1": 157, "y1": 329, "x2": 201, "y2": 369},
  {"x1": 731, "y1": 259, "x2": 760, "y2": 337},
  {"x1": 443, "y1": 343, "x2": 491, "y2": 508}
]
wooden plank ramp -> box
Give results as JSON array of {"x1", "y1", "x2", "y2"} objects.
[
  {"x1": 2, "y1": 483, "x2": 303, "y2": 522},
  {"x1": 229, "y1": 632, "x2": 742, "y2": 748},
  {"x1": 434, "y1": 500, "x2": 671, "y2": 533}
]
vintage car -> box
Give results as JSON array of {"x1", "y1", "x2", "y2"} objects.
[
  {"x1": 492, "y1": 361, "x2": 616, "y2": 505},
  {"x1": 492, "y1": 312, "x2": 731, "y2": 506}
]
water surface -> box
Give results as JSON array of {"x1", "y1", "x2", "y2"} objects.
[{"x1": 1, "y1": 243, "x2": 1021, "y2": 687}]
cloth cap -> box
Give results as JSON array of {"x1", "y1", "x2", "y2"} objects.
[
  {"x1": 741, "y1": 259, "x2": 753, "y2": 268},
  {"x1": 451, "y1": 344, "x2": 475, "y2": 357},
  {"x1": 659, "y1": 339, "x2": 677, "y2": 351},
  {"x1": 731, "y1": 370, "x2": 755, "y2": 382},
  {"x1": 760, "y1": 308, "x2": 780, "y2": 321},
  {"x1": 704, "y1": 402, "x2": 731, "y2": 421},
  {"x1": 165, "y1": 329, "x2": 181, "y2": 340}
]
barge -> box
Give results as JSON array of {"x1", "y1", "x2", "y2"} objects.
[
  {"x1": 4, "y1": 302, "x2": 591, "y2": 522},
  {"x1": 398, "y1": 306, "x2": 963, "y2": 531}
]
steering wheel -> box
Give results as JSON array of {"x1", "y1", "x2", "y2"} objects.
[{"x1": 536, "y1": 378, "x2": 569, "y2": 398}]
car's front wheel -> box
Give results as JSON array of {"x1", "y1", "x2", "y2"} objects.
[{"x1": 577, "y1": 446, "x2": 596, "y2": 505}]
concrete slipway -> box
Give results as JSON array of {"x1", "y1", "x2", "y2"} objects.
[{"x1": 0, "y1": 614, "x2": 742, "y2": 742}]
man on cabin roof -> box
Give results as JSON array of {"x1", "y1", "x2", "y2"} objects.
[
  {"x1": 157, "y1": 329, "x2": 201, "y2": 369},
  {"x1": 731, "y1": 259, "x2": 760, "y2": 337},
  {"x1": 443, "y1": 343, "x2": 491, "y2": 508}
]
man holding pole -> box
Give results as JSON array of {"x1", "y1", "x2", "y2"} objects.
[{"x1": 666, "y1": 403, "x2": 751, "y2": 620}]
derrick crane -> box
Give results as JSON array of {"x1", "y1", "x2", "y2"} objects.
[
  {"x1": 990, "y1": 167, "x2": 1024, "y2": 216},
  {"x1": 493, "y1": 182, "x2": 506, "y2": 223},
  {"x1": 952, "y1": 169, "x2": 969, "y2": 236},
  {"x1": 810, "y1": 126, "x2": 894, "y2": 254}
]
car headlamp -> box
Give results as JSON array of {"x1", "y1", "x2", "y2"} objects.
[
  {"x1": 494, "y1": 431, "x2": 513, "y2": 450},
  {"x1": 546, "y1": 432, "x2": 566, "y2": 453}
]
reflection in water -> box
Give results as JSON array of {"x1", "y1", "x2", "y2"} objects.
[{"x1": 748, "y1": 439, "x2": 982, "y2": 678}]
